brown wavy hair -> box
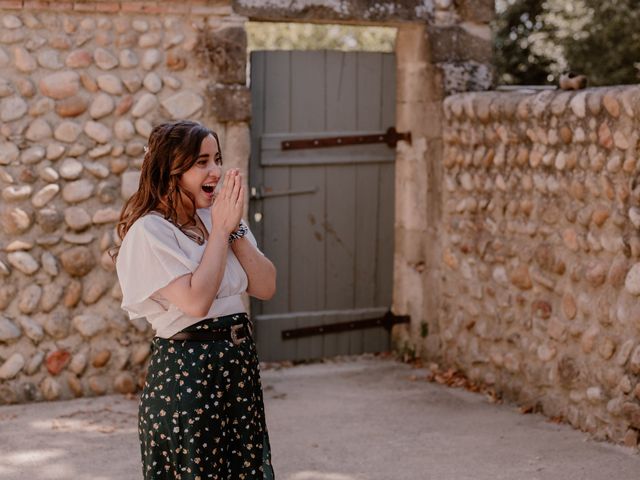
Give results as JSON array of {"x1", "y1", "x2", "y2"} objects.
[{"x1": 110, "y1": 120, "x2": 221, "y2": 262}]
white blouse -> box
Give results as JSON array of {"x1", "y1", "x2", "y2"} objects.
[{"x1": 115, "y1": 207, "x2": 263, "y2": 338}]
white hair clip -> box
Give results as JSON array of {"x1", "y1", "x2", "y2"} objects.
[{"x1": 143, "y1": 145, "x2": 149, "y2": 153}]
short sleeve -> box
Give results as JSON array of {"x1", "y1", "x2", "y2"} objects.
[
  {"x1": 240, "y1": 219, "x2": 264, "y2": 256},
  {"x1": 116, "y1": 216, "x2": 199, "y2": 319}
]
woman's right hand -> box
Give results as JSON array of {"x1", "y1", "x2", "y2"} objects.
[{"x1": 211, "y1": 168, "x2": 244, "y2": 235}]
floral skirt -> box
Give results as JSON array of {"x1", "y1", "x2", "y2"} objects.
[{"x1": 138, "y1": 313, "x2": 275, "y2": 479}]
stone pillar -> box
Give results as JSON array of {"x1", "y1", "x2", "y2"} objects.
[{"x1": 393, "y1": 23, "x2": 445, "y2": 361}]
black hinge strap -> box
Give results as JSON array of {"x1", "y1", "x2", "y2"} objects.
[{"x1": 281, "y1": 310, "x2": 410, "y2": 340}]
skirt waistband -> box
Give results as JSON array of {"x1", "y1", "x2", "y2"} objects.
[{"x1": 180, "y1": 312, "x2": 249, "y2": 334}]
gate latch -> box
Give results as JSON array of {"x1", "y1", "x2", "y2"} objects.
[{"x1": 281, "y1": 127, "x2": 412, "y2": 151}]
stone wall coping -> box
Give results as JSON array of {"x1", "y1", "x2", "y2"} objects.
[
  {"x1": 443, "y1": 85, "x2": 640, "y2": 122},
  {"x1": 0, "y1": 0, "x2": 232, "y2": 15}
]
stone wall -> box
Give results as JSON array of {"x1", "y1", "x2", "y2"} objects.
[
  {"x1": 392, "y1": 0, "x2": 493, "y2": 359},
  {"x1": 0, "y1": 0, "x2": 251, "y2": 404},
  {"x1": 436, "y1": 86, "x2": 640, "y2": 447}
]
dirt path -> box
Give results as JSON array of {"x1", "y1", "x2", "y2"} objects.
[{"x1": 1, "y1": 355, "x2": 639, "y2": 479}]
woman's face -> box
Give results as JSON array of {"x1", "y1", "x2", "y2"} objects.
[{"x1": 178, "y1": 134, "x2": 222, "y2": 211}]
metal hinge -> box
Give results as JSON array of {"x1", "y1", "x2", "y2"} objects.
[
  {"x1": 281, "y1": 310, "x2": 410, "y2": 340},
  {"x1": 281, "y1": 127, "x2": 412, "y2": 151},
  {"x1": 250, "y1": 185, "x2": 317, "y2": 201}
]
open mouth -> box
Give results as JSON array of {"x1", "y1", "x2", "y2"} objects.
[{"x1": 202, "y1": 183, "x2": 216, "y2": 194}]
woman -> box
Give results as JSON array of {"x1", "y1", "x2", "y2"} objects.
[{"x1": 112, "y1": 120, "x2": 277, "y2": 479}]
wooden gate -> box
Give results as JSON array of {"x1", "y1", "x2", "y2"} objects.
[{"x1": 249, "y1": 50, "x2": 397, "y2": 362}]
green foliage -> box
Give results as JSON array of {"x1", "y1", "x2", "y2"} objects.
[
  {"x1": 562, "y1": 0, "x2": 640, "y2": 86},
  {"x1": 494, "y1": 0, "x2": 640, "y2": 86},
  {"x1": 493, "y1": 0, "x2": 555, "y2": 85},
  {"x1": 246, "y1": 22, "x2": 396, "y2": 53}
]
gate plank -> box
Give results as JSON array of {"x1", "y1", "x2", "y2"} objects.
[
  {"x1": 264, "y1": 51, "x2": 291, "y2": 133},
  {"x1": 290, "y1": 165, "x2": 326, "y2": 312},
  {"x1": 261, "y1": 166, "x2": 290, "y2": 315},
  {"x1": 381, "y1": 53, "x2": 396, "y2": 128},
  {"x1": 326, "y1": 51, "x2": 357, "y2": 131},
  {"x1": 357, "y1": 52, "x2": 384, "y2": 131},
  {"x1": 376, "y1": 162, "x2": 395, "y2": 307},
  {"x1": 325, "y1": 163, "x2": 356, "y2": 310},
  {"x1": 291, "y1": 51, "x2": 326, "y2": 132}
]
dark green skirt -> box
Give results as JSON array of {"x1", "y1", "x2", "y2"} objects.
[{"x1": 138, "y1": 313, "x2": 275, "y2": 479}]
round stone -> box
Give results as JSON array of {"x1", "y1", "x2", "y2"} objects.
[
  {"x1": 2, "y1": 185, "x2": 32, "y2": 201},
  {"x1": 119, "y1": 49, "x2": 138, "y2": 68},
  {"x1": 0, "y1": 353, "x2": 25, "y2": 380},
  {"x1": 121, "y1": 171, "x2": 141, "y2": 200},
  {"x1": 88, "y1": 144, "x2": 112, "y2": 159},
  {"x1": 114, "y1": 119, "x2": 135, "y2": 141},
  {"x1": 92, "y1": 208, "x2": 120, "y2": 224},
  {"x1": 0, "y1": 77, "x2": 12, "y2": 97},
  {"x1": 1, "y1": 207, "x2": 31, "y2": 233},
  {"x1": 69, "y1": 353, "x2": 87, "y2": 375},
  {"x1": 114, "y1": 372, "x2": 136, "y2": 394},
  {"x1": 0, "y1": 316, "x2": 21, "y2": 341},
  {"x1": 0, "y1": 142, "x2": 18, "y2": 165},
  {"x1": 94, "y1": 47, "x2": 118, "y2": 70},
  {"x1": 25, "y1": 119, "x2": 52, "y2": 143},
  {"x1": 625, "y1": 263, "x2": 640, "y2": 295},
  {"x1": 123, "y1": 73, "x2": 142, "y2": 93},
  {"x1": 46, "y1": 144, "x2": 65, "y2": 162},
  {"x1": 134, "y1": 118, "x2": 152, "y2": 138},
  {"x1": 92, "y1": 349, "x2": 111, "y2": 368},
  {"x1": 143, "y1": 72, "x2": 162, "y2": 93},
  {"x1": 3, "y1": 15, "x2": 22, "y2": 29},
  {"x1": 84, "y1": 121, "x2": 112, "y2": 143},
  {"x1": 41, "y1": 283, "x2": 63, "y2": 312},
  {"x1": 17, "y1": 316, "x2": 43, "y2": 343},
  {"x1": 28, "y1": 97, "x2": 53, "y2": 116},
  {"x1": 7, "y1": 251, "x2": 39, "y2": 274},
  {"x1": 65, "y1": 49, "x2": 92, "y2": 68},
  {"x1": 37, "y1": 49, "x2": 63, "y2": 69},
  {"x1": 59, "y1": 158, "x2": 84, "y2": 180},
  {"x1": 13, "y1": 47, "x2": 36, "y2": 72},
  {"x1": 31, "y1": 184, "x2": 60, "y2": 208},
  {"x1": 40, "y1": 377, "x2": 61, "y2": 400},
  {"x1": 25, "y1": 351, "x2": 44, "y2": 375},
  {"x1": 43, "y1": 312, "x2": 70, "y2": 338},
  {"x1": 132, "y1": 19, "x2": 148, "y2": 32},
  {"x1": 131, "y1": 92, "x2": 157, "y2": 117},
  {"x1": 96, "y1": 74, "x2": 123, "y2": 95},
  {"x1": 72, "y1": 313, "x2": 106, "y2": 337},
  {"x1": 63, "y1": 280, "x2": 82, "y2": 308},
  {"x1": 62, "y1": 179, "x2": 94, "y2": 203},
  {"x1": 163, "y1": 75, "x2": 181, "y2": 89},
  {"x1": 55, "y1": 95, "x2": 88, "y2": 117},
  {"x1": 89, "y1": 93, "x2": 115, "y2": 119},
  {"x1": 41, "y1": 251, "x2": 59, "y2": 276},
  {"x1": 65, "y1": 206, "x2": 92, "y2": 231},
  {"x1": 161, "y1": 91, "x2": 203, "y2": 119},
  {"x1": 60, "y1": 246, "x2": 95, "y2": 276},
  {"x1": 1, "y1": 96, "x2": 27, "y2": 122},
  {"x1": 20, "y1": 146, "x2": 45, "y2": 165},
  {"x1": 67, "y1": 374, "x2": 83, "y2": 397},
  {"x1": 88, "y1": 376, "x2": 108, "y2": 395},
  {"x1": 139, "y1": 32, "x2": 162, "y2": 48},
  {"x1": 131, "y1": 344, "x2": 151, "y2": 365},
  {"x1": 39, "y1": 72, "x2": 80, "y2": 99},
  {"x1": 141, "y1": 49, "x2": 161, "y2": 70},
  {"x1": 54, "y1": 121, "x2": 82, "y2": 143}
]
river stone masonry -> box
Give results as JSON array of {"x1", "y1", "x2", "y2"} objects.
[
  {"x1": 439, "y1": 86, "x2": 640, "y2": 448},
  {"x1": 0, "y1": 2, "x2": 250, "y2": 404}
]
